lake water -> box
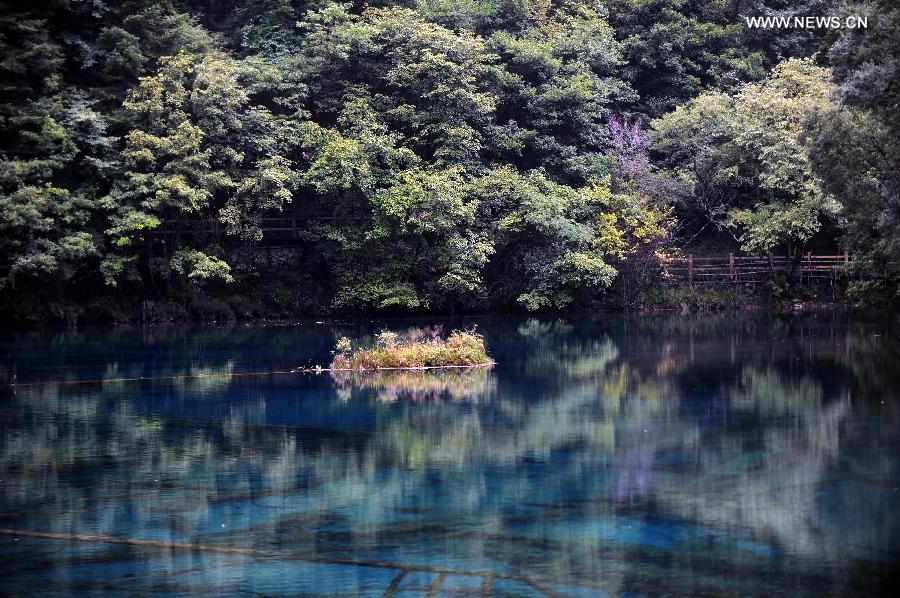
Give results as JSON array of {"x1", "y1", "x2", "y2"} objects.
[{"x1": 1, "y1": 314, "x2": 898, "y2": 596}]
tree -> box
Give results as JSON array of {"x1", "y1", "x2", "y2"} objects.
[
  {"x1": 481, "y1": 0, "x2": 634, "y2": 185},
  {"x1": 104, "y1": 50, "x2": 299, "y2": 291},
  {"x1": 809, "y1": 0, "x2": 900, "y2": 302},
  {"x1": 606, "y1": 0, "x2": 768, "y2": 118},
  {"x1": 289, "y1": 3, "x2": 663, "y2": 312},
  {"x1": 474, "y1": 166, "x2": 667, "y2": 310},
  {"x1": 1, "y1": 0, "x2": 893, "y2": 322},
  {"x1": 0, "y1": 3, "x2": 112, "y2": 322},
  {"x1": 652, "y1": 58, "x2": 839, "y2": 264}
]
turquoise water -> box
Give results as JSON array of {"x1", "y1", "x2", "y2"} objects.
[{"x1": 1, "y1": 314, "x2": 898, "y2": 595}]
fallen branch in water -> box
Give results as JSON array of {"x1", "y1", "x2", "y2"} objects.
[{"x1": 299, "y1": 362, "x2": 495, "y2": 373}]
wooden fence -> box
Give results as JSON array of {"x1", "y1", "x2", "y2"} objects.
[
  {"x1": 663, "y1": 253, "x2": 849, "y2": 285},
  {"x1": 150, "y1": 215, "x2": 366, "y2": 244},
  {"x1": 153, "y1": 217, "x2": 301, "y2": 239},
  {"x1": 146, "y1": 221, "x2": 851, "y2": 286}
]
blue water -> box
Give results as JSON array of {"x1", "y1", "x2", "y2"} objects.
[{"x1": 1, "y1": 314, "x2": 898, "y2": 595}]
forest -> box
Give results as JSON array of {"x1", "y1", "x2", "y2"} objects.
[{"x1": 0, "y1": 0, "x2": 896, "y2": 324}]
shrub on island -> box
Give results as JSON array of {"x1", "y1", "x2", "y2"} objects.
[{"x1": 331, "y1": 327, "x2": 491, "y2": 370}]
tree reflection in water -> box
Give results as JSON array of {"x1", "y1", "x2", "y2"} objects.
[
  {"x1": 0, "y1": 314, "x2": 898, "y2": 594},
  {"x1": 331, "y1": 367, "x2": 495, "y2": 403}
]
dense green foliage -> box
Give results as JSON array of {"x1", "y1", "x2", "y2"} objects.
[
  {"x1": 807, "y1": 0, "x2": 900, "y2": 303},
  {"x1": 0, "y1": 1, "x2": 896, "y2": 323},
  {"x1": 652, "y1": 59, "x2": 840, "y2": 260}
]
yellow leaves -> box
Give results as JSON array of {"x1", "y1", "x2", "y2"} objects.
[
  {"x1": 594, "y1": 212, "x2": 626, "y2": 258},
  {"x1": 123, "y1": 131, "x2": 168, "y2": 167},
  {"x1": 583, "y1": 177, "x2": 613, "y2": 206},
  {"x1": 123, "y1": 121, "x2": 204, "y2": 169},
  {"x1": 168, "y1": 121, "x2": 204, "y2": 155},
  {"x1": 154, "y1": 175, "x2": 209, "y2": 212},
  {"x1": 305, "y1": 133, "x2": 371, "y2": 193},
  {"x1": 122, "y1": 147, "x2": 156, "y2": 167},
  {"x1": 581, "y1": 176, "x2": 669, "y2": 260},
  {"x1": 498, "y1": 212, "x2": 524, "y2": 232},
  {"x1": 124, "y1": 52, "x2": 198, "y2": 121}
]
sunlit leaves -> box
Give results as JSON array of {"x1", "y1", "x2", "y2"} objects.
[
  {"x1": 170, "y1": 249, "x2": 234, "y2": 284},
  {"x1": 473, "y1": 167, "x2": 662, "y2": 310},
  {"x1": 108, "y1": 48, "x2": 299, "y2": 283},
  {"x1": 652, "y1": 58, "x2": 838, "y2": 256}
]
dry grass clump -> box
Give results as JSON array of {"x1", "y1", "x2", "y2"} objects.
[{"x1": 331, "y1": 327, "x2": 491, "y2": 370}]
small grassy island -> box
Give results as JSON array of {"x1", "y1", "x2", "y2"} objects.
[{"x1": 331, "y1": 328, "x2": 492, "y2": 370}]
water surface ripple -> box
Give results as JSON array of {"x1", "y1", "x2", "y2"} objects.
[{"x1": 1, "y1": 314, "x2": 898, "y2": 596}]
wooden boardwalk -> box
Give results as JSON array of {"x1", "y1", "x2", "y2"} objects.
[
  {"x1": 151, "y1": 216, "x2": 364, "y2": 244},
  {"x1": 663, "y1": 253, "x2": 849, "y2": 285},
  {"x1": 149, "y1": 219, "x2": 851, "y2": 287}
]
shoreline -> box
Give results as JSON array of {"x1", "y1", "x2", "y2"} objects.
[{"x1": 0, "y1": 301, "x2": 883, "y2": 332}]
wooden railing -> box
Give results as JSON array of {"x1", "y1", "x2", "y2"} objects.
[
  {"x1": 663, "y1": 253, "x2": 849, "y2": 285},
  {"x1": 145, "y1": 222, "x2": 851, "y2": 286},
  {"x1": 149, "y1": 215, "x2": 366, "y2": 243}
]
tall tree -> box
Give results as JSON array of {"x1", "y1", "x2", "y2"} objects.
[
  {"x1": 652, "y1": 59, "x2": 839, "y2": 262},
  {"x1": 104, "y1": 51, "x2": 299, "y2": 292},
  {"x1": 809, "y1": 0, "x2": 900, "y2": 302}
]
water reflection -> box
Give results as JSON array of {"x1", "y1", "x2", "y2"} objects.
[
  {"x1": 331, "y1": 367, "x2": 495, "y2": 403},
  {"x1": 1, "y1": 314, "x2": 898, "y2": 595}
]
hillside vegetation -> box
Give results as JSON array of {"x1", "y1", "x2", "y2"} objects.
[{"x1": 0, "y1": 1, "x2": 896, "y2": 323}]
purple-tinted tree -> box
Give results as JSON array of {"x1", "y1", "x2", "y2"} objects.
[{"x1": 608, "y1": 114, "x2": 651, "y2": 182}]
